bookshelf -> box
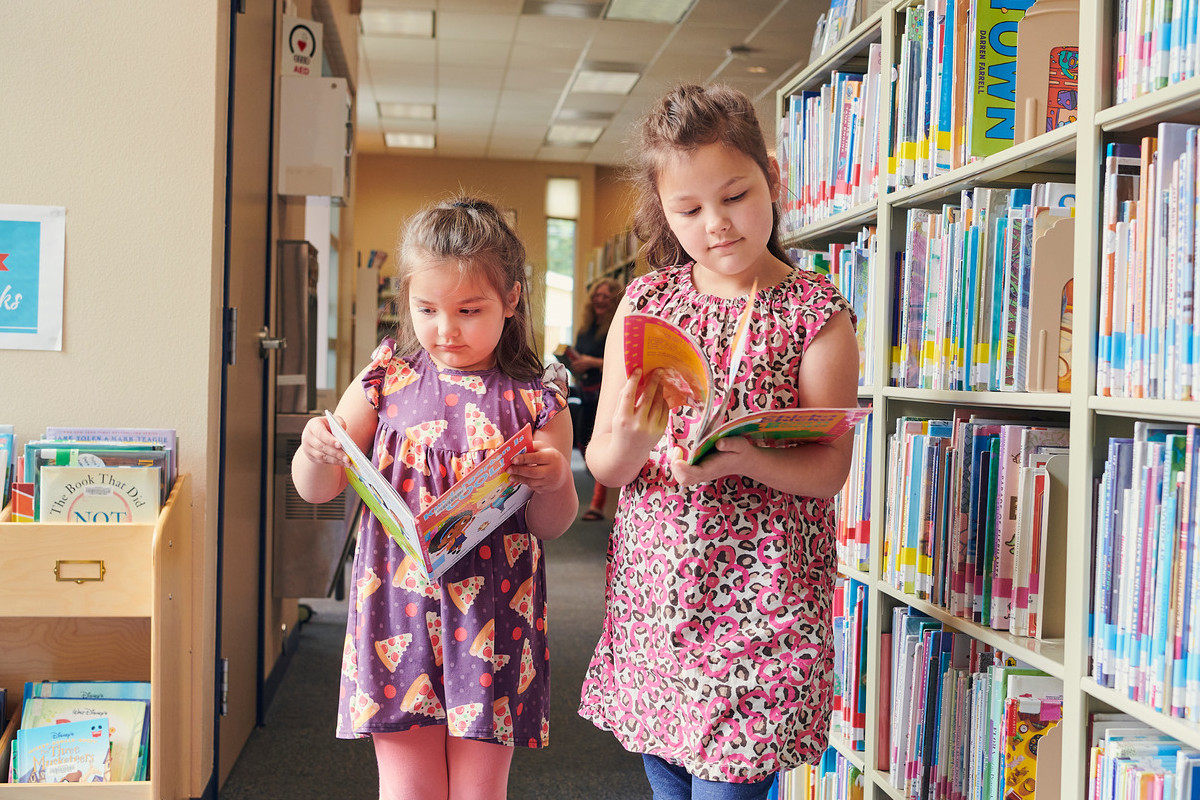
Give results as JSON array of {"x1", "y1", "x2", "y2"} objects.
[
  {"x1": 775, "y1": 0, "x2": 1200, "y2": 797},
  {"x1": 0, "y1": 476, "x2": 193, "y2": 797}
]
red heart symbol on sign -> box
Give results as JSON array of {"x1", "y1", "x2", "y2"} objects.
[{"x1": 298, "y1": 40, "x2": 307, "y2": 51}]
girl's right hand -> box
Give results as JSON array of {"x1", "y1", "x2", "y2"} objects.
[
  {"x1": 297, "y1": 414, "x2": 349, "y2": 466},
  {"x1": 609, "y1": 368, "x2": 671, "y2": 459}
]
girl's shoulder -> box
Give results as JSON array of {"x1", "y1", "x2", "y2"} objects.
[
  {"x1": 625, "y1": 263, "x2": 692, "y2": 310},
  {"x1": 361, "y1": 338, "x2": 425, "y2": 409}
]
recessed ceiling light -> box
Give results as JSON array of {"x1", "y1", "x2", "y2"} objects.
[
  {"x1": 385, "y1": 132, "x2": 436, "y2": 149},
  {"x1": 546, "y1": 124, "x2": 604, "y2": 145},
  {"x1": 378, "y1": 102, "x2": 435, "y2": 121},
  {"x1": 603, "y1": 0, "x2": 694, "y2": 24},
  {"x1": 521, "y1": 0, "x2": 603, "y2": 18},
  {"x1": 360, "y1": 9, "x2": 435, "y2": 37},
  {"x1": 748, "y1": 66, "x2": 768, "y2": 74},
  {"x1": 571, "y1": 69, "x2": 640, "y2": 95}
]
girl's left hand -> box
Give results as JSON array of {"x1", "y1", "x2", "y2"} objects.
[
  {"x1": 669, "y1": 436, "x2": 754, "y2": 487},
  {"x1": 509, "y1": 444, "x2": 571, "y2": 494}
]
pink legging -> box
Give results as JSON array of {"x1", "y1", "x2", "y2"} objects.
[{"x1": 373, "y1": 726, "x2": 514, "y2": 800}]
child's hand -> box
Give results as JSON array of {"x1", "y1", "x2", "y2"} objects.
[
  {"x1": 509, "y1": 443, "x2": 570, "y2": 494},
  {"x1": 670, "y1": 436, "x2": 754, "y2": 486},
  {"x1": 297, "y1": 414, "x2": 349, "y2": 466},
  {"x1": 610, "y1": 368, "x2": 671, "y2": 458}
]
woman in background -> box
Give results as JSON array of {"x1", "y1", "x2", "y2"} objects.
[{"x1": 568, "y1": 276, "x2": 624, "y2": 521}]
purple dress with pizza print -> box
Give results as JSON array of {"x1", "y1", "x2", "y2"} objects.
[
  {"x1": 337, "y1": 341, "x2": 566, "y2": 747},
  {"x1": 578, "y1": 263, "x2": 855, "y2": 783}
]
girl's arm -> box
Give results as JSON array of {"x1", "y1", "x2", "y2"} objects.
[
  {"x1": 584, "y1": 297, "x2": 672, "y2": 487},
  {"x1": 509, "y1": 407, "x2": 578, "y2": 540},
  {"x1": 671, "y1": 310, "x2": 860, "y2": 498},
  {"x1": 291, "y1": 367, "x2": 379, "y2": 505}
]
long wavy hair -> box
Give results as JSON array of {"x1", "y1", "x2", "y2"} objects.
[
  {"x1": 627, "y1": 83, "x2": 790, "y2": 269},
  {"x1": 580, "y1": 276, "x2": 625, "y2": 339},
  {"x1": 388, "y1": 195, "x2": 543, "y2": 382}
]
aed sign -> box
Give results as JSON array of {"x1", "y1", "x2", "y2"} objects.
[{"x1": 282, "y1": 15, "x2": 323, "y2": 76}]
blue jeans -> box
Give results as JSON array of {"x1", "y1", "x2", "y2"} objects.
[{"x1": 642, "y1": 755, "x2": 777, "y2": 800}]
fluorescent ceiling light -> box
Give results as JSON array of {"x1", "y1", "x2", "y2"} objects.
[
  {"x1": 521, "y1": 0, "x2": 603, "y2": 18},
  {"x1": 603, "y1": 0, "x2": 694, "y2": 23},
  {"x1": 546, "y1": 123, "x2": 604, "y2": 145},
  {"x1": 360, "y1": 9, "x2": 435, "y2": 37},
  {"x1": 378, "y1": 102, "x2": 435, "y2": 120},
  {"x1": 385, "y1": 132, "x2": 436, "y2": 149},
  {"x1": 571, "y1": 69, "x2": 640, "y2": 95}
]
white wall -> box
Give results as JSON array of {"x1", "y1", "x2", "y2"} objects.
[{"x1": 0, "y1": 2, "x2": 229, "y2": 792}]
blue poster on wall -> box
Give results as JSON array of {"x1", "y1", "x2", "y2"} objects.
[{"x1": 0, "y1": 205, "x2": 64, "y2": 351}]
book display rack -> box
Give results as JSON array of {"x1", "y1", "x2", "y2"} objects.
[
  {"x1": 776, "y1": 0, "x2": 1200, "y2": 796},
  {"x1": 0, "y1": 476, "x2": 193, "y2": 797}
]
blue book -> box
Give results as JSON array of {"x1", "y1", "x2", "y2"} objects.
[{"x1": 15, "y1": 716, "x2": 111, "y2": 783}]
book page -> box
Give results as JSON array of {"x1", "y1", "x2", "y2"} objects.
[
  {"x1": 325, "y1": 411, "x2": 427, "y2": 575},
  {"x1": 415, "y1": 425, "x2": 534, "y2": 580},
  {"x1": 623, "y1": 314, "x2": 714, "y2": 416}
]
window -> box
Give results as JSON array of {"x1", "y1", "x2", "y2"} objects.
[{"x1": 544, "y1": 178, "x2": 579, "y2": 360}]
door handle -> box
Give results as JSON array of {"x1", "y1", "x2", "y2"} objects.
[{"x1": 258, "y1": 327, "x2": 287, "y2": 358}]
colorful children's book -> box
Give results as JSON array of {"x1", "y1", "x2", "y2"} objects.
[
  {"x1": 19, "y1": 696, "x2": 147, "y2": 782},
  {"x1": 325, "y1": 411, "x2": 534, "y2": 580},
  {"x1": 14, "y1": 716, "x2": 111, "y2": 783},
  {"x1": 622, "y1": 302, "x2": 870, "y2": 464}
]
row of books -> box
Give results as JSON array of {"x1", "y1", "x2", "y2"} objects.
[
  {"x1": 1113, "y1": 0, "x2": 1200, "y2": 104},
  {"x1": 771, "y1": 748, "x2": 864, "y2": 800},
  {"x1": 7, "y1": 680, "x2": 151, "y2": 783},
  {"x1": 882, "y1": 413, "x2": 1069, "y2": 637},
  {"x1": 885, "y1": 609, "x2": 1064, "y2": 800},
  {"x1": 890, "y1": 183, "x2": 1075, "y2": 393},
  {"x1": 831, "y1": 577, "x2": 869, "y2": 751},
  {"x1": 779, "y1": 52, "x2": 884, "y2": 229},
  {"x1": 6, "y1": 427, "x2": 177, "y2": 523},
  {"x1": 1096, "y1": 125, "x2": 1200, "y2": 401},
  {"x1": 585, "y1": 228, "x2": 639, "y2": 285},
  {"x1": 1088, "y1": 714, "x2": 1200, "y2": 799},
  {"x1": 807, "y1": 0, "x2": 888, "y2": 65},
  {"x1": 834, "y1": 414, "x2": 873, "y2": 572},
  {"x1": 889, "y1": 0, "x2": 1078, "y2": 188},
  {"x1": 1091, "y1": 423, "x2": 1200, "y2": 720},
  {"x1": 0, "y1": 424, "x2": 12, "y2": 508}
]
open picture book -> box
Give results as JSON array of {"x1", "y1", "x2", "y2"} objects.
[
  {"x1": 623, "y1": 293, "x2": 870, "y2": 464},
  {"x1": 325, "y1": 411, "x2": 534, "y2": 581}
]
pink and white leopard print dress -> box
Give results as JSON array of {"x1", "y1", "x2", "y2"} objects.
[{"x1": 578, "y1": 262, "x2": 855, "y2": 783}]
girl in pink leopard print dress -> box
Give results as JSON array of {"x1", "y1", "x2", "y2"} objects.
[{"x1": 578, "y1": 85, "x2": 860, "y2": 799}]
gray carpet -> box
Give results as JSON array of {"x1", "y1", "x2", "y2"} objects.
[{"x1": 221, "y1": 457, "x2": 649, "y2": 799}]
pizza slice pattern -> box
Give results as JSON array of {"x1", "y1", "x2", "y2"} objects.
[{"x1": 374, "y1": 633, "x2": 413, "y2": 674}]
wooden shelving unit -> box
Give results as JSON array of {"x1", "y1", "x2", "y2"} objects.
[
  {"x1": 774, "y1": 1, "x2": 1200, "y2": 796},
  {"x1": 0, "y1": 476, "x2": 193, "y2": 798}
]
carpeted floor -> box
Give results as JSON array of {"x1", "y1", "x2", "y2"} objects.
[{"x1": 220, "y1": 456, "x2": 649, "y2": 799}]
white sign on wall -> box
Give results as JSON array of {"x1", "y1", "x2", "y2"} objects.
[{"x1": 281, "y1": 15, "x2": 323, "y2": 77}]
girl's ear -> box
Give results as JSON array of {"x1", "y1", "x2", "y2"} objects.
[
  {"x1": 766, "y1": 156, "x2": 782, "y2": 202},
  {"x1": 505, "y1": 280, "x2": 521, "y2": 318}
]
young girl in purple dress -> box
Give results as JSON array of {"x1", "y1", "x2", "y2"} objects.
[
  {"x1": 292, "y1": 196, "x2": 577, "y2": 800},
  {"x1": 578, "y1": 84, "x2": 860, "y2": 799}
]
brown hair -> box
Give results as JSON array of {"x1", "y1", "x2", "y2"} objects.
[
  {"x1": 580, "y1": 276, "x2": 625, "y2": 339},
  {"x1": 627, "y1": 83, "x2": 790, "y2": 269},
  {"x1": 389, "y1": 195, "x2": 543, "y2": 381}
]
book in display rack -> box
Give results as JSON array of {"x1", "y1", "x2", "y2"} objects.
[
  {"x1": 773, "y1": 0, "x2": 1200, "y2": 797},
  {"x1": 0, "y1": 475, "x2": 193, "y2": 797}
]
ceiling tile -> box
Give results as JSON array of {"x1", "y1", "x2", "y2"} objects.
[
  {"x1": 507, "y1": 43, "x2": 583, "y2": 72},
  {"x1": 438, "y1": 65, "x2": 506, "y2": 90},
  {"x1": 514, "y1": 15, "x2": 598, "y2": 47},
  {"x1": 362, "y1": 36, "x2": 437, "y2": 63},
  {"x1": 436, "y1": 11, "x2": 520, "y2": 42},
  {"x1": 437, "y1": 39, "x2": 511, "y2": 66}
]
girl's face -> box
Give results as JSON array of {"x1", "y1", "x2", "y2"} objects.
[
  {"x1": 408, "y1": 260, "x2": 519, "y2": 372},
  {"x1": 656, "y1": 142, "x2": 780, "y2": 293}
]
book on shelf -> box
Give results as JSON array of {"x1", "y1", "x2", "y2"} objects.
[
  {"x1": 37, "y1": 465, "x2": 161, "y2": 523},
  {"x1": 1012, "y1": 0, "x2": 1080, "y2": 145},
  {"x1": 21, "y1": 438, "x2": 173, "y2": 521},
  {"x1": 325, "y1": 411, "x2": 535, "y2": 581},
  {"x1": 42, "y1": 426, "x2": 177, "y2": 489},
  {"x1": 19, "y1": 695, "x2": 149, "y2": 782},
  {"x1": 13, "y1": 716, "x2": 111, "y2": 783},
  {"x1": 623, "y1": 307, "x2": 870, "y2": 465}
]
